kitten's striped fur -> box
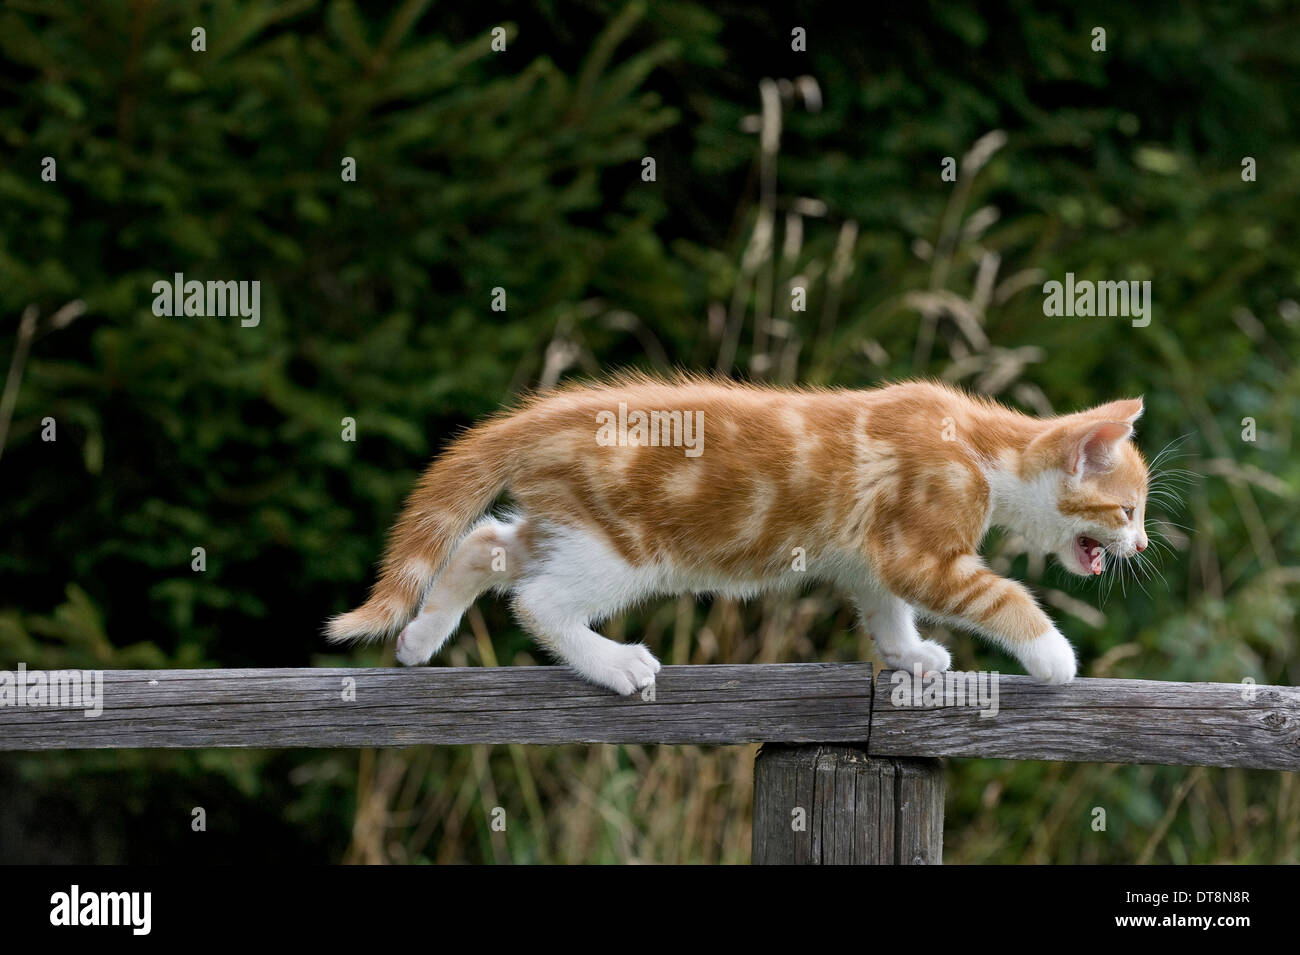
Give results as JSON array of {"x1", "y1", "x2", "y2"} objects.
[{"x1": 327, "y1": 375, "x2": 1149, "y2": 694}]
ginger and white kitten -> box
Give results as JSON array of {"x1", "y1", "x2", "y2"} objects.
[{"x1": 327, "y1": 376, "x2": 1150, "y2": 694}]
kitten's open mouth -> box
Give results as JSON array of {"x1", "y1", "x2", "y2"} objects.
[{"x1": 1074, "y1": 536, "x2": 1105, "y2": 575}]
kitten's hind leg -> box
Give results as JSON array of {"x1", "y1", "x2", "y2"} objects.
[
  {"x1": 508, "y1": 524, "x2": 661, "y2": 695},
  {"x1": 854, "y1": 589, "x2": 952, "y2": 675},
  {"x1": 511, "y1": 602, "x2": 660, "y2": 696},
  {"x1": 396, "y1": 516, "x2": 523, "y2": 666}
]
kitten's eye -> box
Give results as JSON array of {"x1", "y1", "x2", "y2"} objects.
[{"x1": 1122, "y1": 505, "x2": 1135, "y2": 520}]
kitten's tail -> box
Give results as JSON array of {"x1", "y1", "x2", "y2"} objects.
[{"x1": 325, "y1": 416, "x2": 522, "y2": 645}]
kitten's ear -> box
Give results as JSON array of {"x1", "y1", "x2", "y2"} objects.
[
  {"x1": 1087, "y1": 396, "x2": 1143, "y2": 424},
  {"x1": 1066, "y1": 420, "x2": 1133, "y2": 479}
]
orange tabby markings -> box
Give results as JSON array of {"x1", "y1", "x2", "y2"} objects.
[{"x1": 327, "y1": 374, "x2": 1149, "y2": 693}]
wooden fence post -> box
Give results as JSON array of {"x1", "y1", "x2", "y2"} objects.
[{"x1": 752, "y1": 743, "x2": 945, "y2": 864}]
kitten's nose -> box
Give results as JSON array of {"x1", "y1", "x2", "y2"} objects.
[{"x1": 1136, "y1": 536, "x2": 1148, "y2": 552}]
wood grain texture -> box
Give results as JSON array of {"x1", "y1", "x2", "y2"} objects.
[
  {"x1": 0, "y1": 663, "x2": 874, "y2": 750},
  {"x1": 1, "y1": 663, "x2": 1295, "y2": 770},
  {"x1": 752, "y1": 745, "x2": 944, "y2": 864},
  {"x1": 870, "y1": 671, "x2": 1300, "y2": 770}
]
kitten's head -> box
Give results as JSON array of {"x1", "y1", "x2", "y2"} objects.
[{"x1": 1026, "y1": 397, "x2": 1149, "y2": 577}]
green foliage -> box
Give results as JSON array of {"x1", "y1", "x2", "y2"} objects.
[{"x1": 1, "y1": 0, "x2": 1297, "y2": 863}]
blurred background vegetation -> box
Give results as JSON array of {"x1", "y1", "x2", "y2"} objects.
[{"x1": 2, "y1": 0, "x2": 1298, "y2": 863}]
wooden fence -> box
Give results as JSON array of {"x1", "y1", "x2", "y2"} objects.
[{"x1": 2, "y1": 663, "x2": 1296, "y2": 863}]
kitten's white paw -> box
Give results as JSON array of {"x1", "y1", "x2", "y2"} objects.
[
  {"x1": 1017, "y1": 628, "x2": 1077, "y2": 684},
  {"x1": 579, "y1": 643, "x2": 661, "y2": 696},
  {"x1": 395, "y1": 612, "x2": 457, "y2": 666},
  {"x1": 881, "y1": 639, "x2": 952, "y2": 675}
]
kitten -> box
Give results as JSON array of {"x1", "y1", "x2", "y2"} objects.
[{"x1": 327, "y1": 376, "x2": 1149, "y2": 694}]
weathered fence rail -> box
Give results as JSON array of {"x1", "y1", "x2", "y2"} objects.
[
  {"x1": 3, "y1": 663, "x2": 1296, "y2": 863},
  {"x1": 869, "y1": 672, "x2": 1300, "y2": 770},
  {"x1": 0, "y1": 663, "x2": 872, "y2": 749}
]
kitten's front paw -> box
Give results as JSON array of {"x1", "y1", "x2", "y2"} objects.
[
  {"x1": 580, "y1": 643, "x2": 661, "y2": 696},
  {"x1": 1017, "y1": 628, "x2": 1077, "y2": 684},
  {"x1": 881, "y1": 639, "x2": 952, "y2": 675}
]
